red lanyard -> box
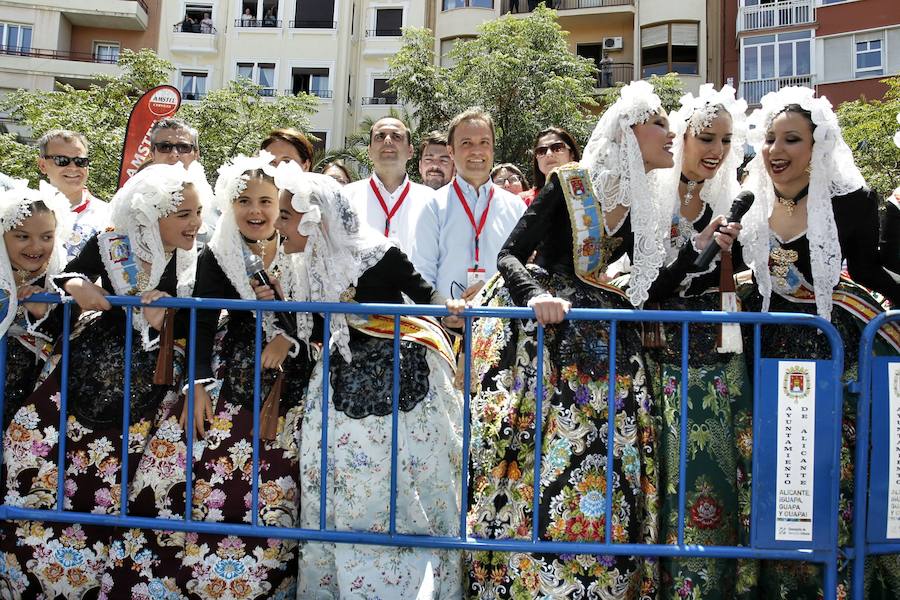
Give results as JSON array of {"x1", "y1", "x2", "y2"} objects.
[
  {"x1": 72, "y1": 189, "x2": 91, "y2": 214},
  {"x1": 370, "y1": 178, "x2": 410, "y2": 237},
  {"x1": 453, "y1": 180, "x2": 494, "y2": 266}
]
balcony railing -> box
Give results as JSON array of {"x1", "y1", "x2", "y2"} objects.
[
  {"x1": 284, "y1": 89, "x2": 334, "y2": 98},
  {"x1": 362, "y1": 96, "x2": 398, "y2": 105},
  {"x1": 0, "y1": 45, "x2": 119, "y2": 64},
  {"x1": 234, "y1": 18, "x2": 282, "y2": 28},
  {"x1": 737, "y1": 0, "x2": 814, "y2": 32},
  {"x1": 172, "y1": 23, "x2": 217, "y2": 34},
  {"x1": 365, "y1": 28, "x2": 402, "y2": 37},
  {"x1": 181, "y1": 91, "x2": 207, "y2": 101},
  {"x1": 503, "y1": 0, "x2": 633, "y2": 12},
  {"x1": 595, "y1": 62, "x2": 633, "y2": 89},
  {"x1": 740, "y1": 74, "x2": 812, "y2": 105},
  {"x1": 289, "y1": 20, "x2": 337, "y2": 29}
]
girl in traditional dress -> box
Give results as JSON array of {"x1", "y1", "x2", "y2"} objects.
[
  {"x1": 0, "y1": 181, "x2": 72, "y2": 424},
  {"x1": 646, "y1": 84, "x2": 762, "y2": 599},
  {"x1": 265, "y1": 163, "x2": 462, "y2": 599},
  {"x1": 0, "y1": 162, "x2": 205, "y2": 599},
  {"x1": 739, "y1": 86, "x2": 900, "y2": 599},
  {"x1": 461, "y1": 80, "x2": 738, "y2": 599},
  {"x1": 105, "y1": 152, "x2": 313, "y2": 599}
]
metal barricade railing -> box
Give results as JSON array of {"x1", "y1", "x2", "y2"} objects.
[
  {"x1": 851, "y1": 310, "x2": 900, "y2": 599},
  {"x1": 0, "y1": 295, "x2": 847, "y2": 598}
]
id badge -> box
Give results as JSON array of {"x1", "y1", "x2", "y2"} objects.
[{"x1": 467, "y1": 267, "x2": 486, "y2": 289}]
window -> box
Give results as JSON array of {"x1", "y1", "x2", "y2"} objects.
[
  {"x1": 93, "y1": 42, "x2": 120, "y2": 64},
  {"x1": 180, "y1": 3, "x2": 214, "y2": 33},
  {"x1": 742, "y1": 29, "x2": 811, "y2": 82},
  {"x1": 291, "y1": 67, "x2": 331, "y2": 98},
  {"x1": 440, "y1": 36, "x2": 473, "y2": 67},
  {"x1": 308, "y1": 131, "x2": 327, "y2": 153},
  {"x1": 0, "y1": 22, "x2": 32, "y2": 52},
  {"x1": 238, "y1": 0, "x2": 280, "y2": 27},
  {"x1": 292, "y1": 0, "x2": 335, "y2": 28},
  {"x1": 855, "y1": 33, "x2": 883, "y2": 77},
  {"x1": 641, "y1": 22, "x2": 699, "y2": 77},
  {"x1": 442, "y1": 0, "x2": 492, "y2": 8},
  {"x1": 365, "y1": 77, "x2": 397, "y2": 104},
  {"x1": 577, "y1": 43, "x2": 628, "y2": 88},
  {"x1": 236, "y1": 61, "x2": 276, "y2": 96},
  {"x1": 371, "y1": 8, "x2": 402, "y2": 37},
  {"x1": 181, "y1": 71, "x2": 208, "y2": 100}
]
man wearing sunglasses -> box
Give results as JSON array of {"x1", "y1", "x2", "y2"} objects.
[{"x1": 37, "y1": 129, "x2": 110, "y2": 260}]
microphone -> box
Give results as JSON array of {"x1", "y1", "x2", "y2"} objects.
[
  {"x1": 692, "y1": 191, "x2": 755, "y2": 271},
  {"x1": 244, "y1": 253, "x2": 297, "y2": 339}
]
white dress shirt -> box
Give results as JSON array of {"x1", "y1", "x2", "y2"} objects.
[
  {"x1": 342, "y1": 173, "x2": 436, "y2": 277},
  {"x1": 416, "y1": 174, "x2": 526, "y2": 299},
  {"x1": 66, "y1": 189, "x2": 111, "y2": 261}
]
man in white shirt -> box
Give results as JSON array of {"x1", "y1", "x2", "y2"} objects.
[
  {"x1": 37, "y1": 130, "x2": 110, "y2": 260},
  {"x1": 417, "y1": 108, "x2": 526, "y2": 300},
  {"x1": 342, "y1": 116, "x2": 435, "y2": 275}
]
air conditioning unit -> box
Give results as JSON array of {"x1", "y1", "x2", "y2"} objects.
[{"x1": 603, "y1": 36, "x2": 624, "y2": 51}]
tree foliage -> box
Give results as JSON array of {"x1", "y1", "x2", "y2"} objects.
[
  {"x1": 598, "y1": 72, "x2": 686, "y2": 114},
  {"x1": 387, "y1": 5, "x2": 598, "y2": 176},
  {"x1": 0, "y1": 49, "x2": 318, "y2": 199},
  {"x1": 836, "y1": 75, "x2": 900, "y2": 199}
]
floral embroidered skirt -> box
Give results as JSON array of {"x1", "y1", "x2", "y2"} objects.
[
  {"x1": 465, "y1": 268, "x2": 659, "y2": 600},
  {"x1": 101, "y1": 315, "x2": 314, "y2": 600},
  {"x1": 740, "y1": 279, "x2": 900, "y2": 600},
  {"x1": 643, "y1": 292, "x2": 757, "y2": 599},
  {"x1": 0, "y1": 318, "x2": 181, "y2": 599},
  {"x1": 297, "y1": 332, "x2": 463, "y2": 599}
]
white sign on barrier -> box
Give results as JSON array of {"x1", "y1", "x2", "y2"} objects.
[
  {"x1": 887, "y1": 363, "x2": 900, "y2": 538},
  {"x1": 776, "y1": 361, "x2": 816, "y2": 542}
]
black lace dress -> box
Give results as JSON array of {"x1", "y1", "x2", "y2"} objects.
[
  {"x1": 296, "y1": 246, "x2": 464, "y2": 599},
  {"x1": 466, "y1": 170, "x2": 698, "y2": 599},
  {"x1": 0, "y1": 233, "x2": 186, "y2": 599},
  {"x1": 103, "y1": 245, "x2": 315, "y2": 600}
]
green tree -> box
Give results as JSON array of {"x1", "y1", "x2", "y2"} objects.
[
  {"x1": 0, "y1": 49, "x2": 318, "y2": 199},
  {"x1": 387, "y1": 5, "x2": 598, "y2": 177},
  {"x1": 836, "y1": 75, "x2": 900, "y2": 199}
]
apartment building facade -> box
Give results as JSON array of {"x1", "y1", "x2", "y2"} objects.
[{"x1": 724, "y1": 0, "x2": 900, "y2": 106}]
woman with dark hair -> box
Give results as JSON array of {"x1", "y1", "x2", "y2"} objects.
[
  {"x1": 319, "y1": 160, "x2": 353, "y2": 186},
  {"x1": 519, "y1": 126, "x2": 581, "y2": 206},
  {"x1": 490, "y1": 162, "x2": 528, "y2": 196},
  {"x1": 739, "y1": 87, "x2": 900, "y2": 599},
  {"x1": 261, "y1": 128, "x2": 314, "y2": 170}
]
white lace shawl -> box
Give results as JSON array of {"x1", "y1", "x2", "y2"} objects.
[
  {"x1": 742, "y1": 86, "x2": 865, "y2": 321},
  {"x1": 273, "y1": 162, "x2": 394, "y2": 362},
  {"x1": 107, "y1": 162, "x2": 207, "y2": 349},
  {"x1": 579, "y1": 79, "x2": 665, "y2": 306},
  {"x1": 0, "y1": 181, "x2": 74, "y2": 337}
]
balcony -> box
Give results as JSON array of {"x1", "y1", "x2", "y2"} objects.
[
  {"x1": 502, "y1": 0, "x2": 633, "y2": 13},
  {"x1": 0, "y1": 0, "x2": 150, "y2": 30},
  {"x1": 740, "y1": 74, "x2": 812, "y2": 105},
  {"x1": 362, "y1": 96, "x2": 398, "y2": 106},
  {"x1": 365, "y1": 28, "x2": 402, "y2": 37},
  {"x1": 594, "y1": 62, "x2": 633, "y2": 89},
  {"x1": 283, "y1": 89, "x2": 333, "y2": 99},
  {"x1": 289, "y1": 20, "x2": 337, "y2": 29},
  {"x1": 737, "y1": 0, "x2": 814, "y2": 33},
  {"x1": 234, "y1": 18, "x2": 283, "y2": 29},
  {"x1": 0, "y1": 46, "x2": 121, "y2": 86},
  {"x1": 169, "y1": 24, "x2": 219, "y2": 54}
]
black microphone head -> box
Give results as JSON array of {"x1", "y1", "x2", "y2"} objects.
[
  {"x1": 244, "y1": 252, "x2": 264, "y2": 276},
  {"x1": 729, "y1": 190, "x2": 755, "y2": 221}
]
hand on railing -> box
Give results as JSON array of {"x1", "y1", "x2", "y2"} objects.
[
  {"x1": 181, "y1": 382, "x2": 214, "y2": 439},
  {"x1": 444, "y1": 298, "x2": 468, "y2": 330},
  {"x1": 527, "y1": 295, "x2": 571, "y2": 325},
  {"x1": 140, "y1": 289, "x2": 172, "y2": 331},
  {"x1": 64, "y1": 277, "x2": 111, "y2": 311},
  {"x1": 18, "y1": 284, "x2": 47, "y2": 318}
]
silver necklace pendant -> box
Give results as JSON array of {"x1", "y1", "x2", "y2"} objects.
[{"x1": 683, "y1": 179, "x2": 698, "y2": 206}]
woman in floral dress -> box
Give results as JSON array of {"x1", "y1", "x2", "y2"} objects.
[
  {"x1": 0, "y1": 163, "x2": 205, "y2": 599},
  {"x1": 738, "y1": 87, "x2": 900, "y2": 599},
  {"x1": 463, "y1": 80, "x2": 739, "y2": 600},
  {"x1": 264, "y1": 163, "x2": 462, "y2": 599},
  {"x1": 103, "y1": 152, "x2": 314, "y2": 599},
  {"x1": 646, "y1": 84, "x2": 762, "y2": 599}
]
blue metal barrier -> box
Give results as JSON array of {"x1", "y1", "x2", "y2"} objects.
[
  {"x1": 851, "y1": 310, "x2": 900, "y2": 599},
  {"x1": 0, "y1": 294, "x2": 848, "y2": 599}
]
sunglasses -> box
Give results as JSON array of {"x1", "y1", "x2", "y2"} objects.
[
  {"x1": 153, "y1": 141, "x2": 195, "y2": 154},
  {"x1": 534, "y1": 141, "x2": 570, "y2": 157},
  {"x1": 494, "y1": 175, "x2": 522, "y2": 186},
  {"x1": 44, "y1": 155, "x2": 90, "y2": 168}
]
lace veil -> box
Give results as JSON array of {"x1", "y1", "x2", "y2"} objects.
[
  {"x1": 0, "y1": 180, "x2": 73, "y2": 337},
  {"x1": 273, "y1": 161, "x2": 394, "y2": 362},
  {"x1": 742, "y1": 86, "x2": 865, "y2": 321},
  {"x1": 108, "y1": 162, "x2": 208, "y2": 348},
  {"x1": 579, "y1": 79, "x2": 665, "y2": 306}
]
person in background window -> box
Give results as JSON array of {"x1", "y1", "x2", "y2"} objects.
[
  {"x1": 418, "y1": 131, "x2": 455, "y2": 190},
  {"x1": 490, "y1": 162, "x2": 528, "y2": 196},
  {"x1": 520, "y1": 126, "x2": 581, "y2": 206},
  {"x1": 180, "y1": 13, "x2": 195, "y2": 32},
  {"x1": 241, "y1": 7, "x2": 255, "y2": 25},
  {"x1": 263, "y1": 7, "x2": 276, "y2": 26},
  {"x1": 200, "y1": 12, "x2": 214, "y2": 33},
  {"x1": 260, "y1": 127, "x2": 314, "y2": 170},
  {"x1": 320, "y1": 160, "x2": 353, "y2": 186}
]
